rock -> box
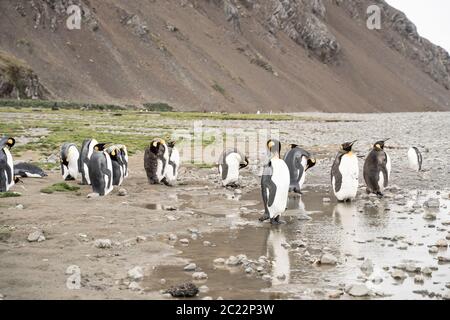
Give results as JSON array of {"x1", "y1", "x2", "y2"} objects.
[
  {"x1": 180, "y1": 238, "x2": 190, "y2": 245},
  {"x1": 94, "y1": 239, "x2": 112, "y2": 249},
  {"x1": 213, "y1": 258, "x2": 225, "y2": 265},
  {"x1": 202, "y1": 296, "x2": 213, "y2": 300},
  {"x1": 423, "y1": 211, "x2": 437, "y2": 220},
  {"x1": 165, "y1": 282, "x2": 199, "y2": 298},
  {"x1": 348, "y1": 284, "x2": 370, "y2": 297},
  {"x1": 0, "y1": 293, "x2": 3, "y2": 300},
  {"x1": 136, "y1": 236, "x2": 146, "y2": 242},
  {"x1": 405, "y1": 264, "x2": 421, "y2": 273},
  {"x1": 245, "y1": 267, "x2": 253, "y2": 274},
  {"x1": 447, "y1": 233, "x2": 450, "y2": 240},
  {"x1": 16, "y1": 204, "x2": 24, "y2": 210},
  {"x1": 128, "y1": 281, "x2": 142, "y2": 291},
  {"x1": 87, "y1": 193, "x2": 100, "y2": 198},
  {"x1": 429, "y1": 246, "x2": 439, "y2": 253},
  {"x1": 397, "y1": 243, "x2": 408, "y2": 250},
  {"x1": 360, "y1": 259, "x2": 374, "y2": 274},
  {"x1": 444, "y1": 292, "x2": 450, "y2": 300},
  {"x1": 160, "y1": 279, "x2": 166, "y2": 285},
  {"x1": 166, "y1": 215, "x2": 177, "y2": 221},
  {"x1": 226, "y1": 256, "x2": 241, "y2": 266},
  {"x1": 168, "y1": 234, "x2": 178, "y2": 241},
  {"x1": 290, "y1": 240, "x2": 307, "y2": 248},
  {"x1": 27, "y1": 230, "x2": 45, "y2": 242},
  {"x1": 199, "y1": 285, "x2": 209, "y2": 293},
  {"x1": 128, "y1": 266, "x2": 144, "y2": 281},
  {"x1": 435, "y1": 239, "x2": 448, "y2": 247},
  {"x1": 438, "y1": 255, "x2": 450, "y2": 263},
  {"x1": 391, "y1": 270, "x2": 407, "y2": 280},
  {"x1": 372, "y1": 276, "x2": 383, "y2": 284},
  {"x1": 323, "y1": 197, "x2": 331, "y2": 203},
  {"x1": 203, "y1": 241, "x2": 211, "y2": 247},
  {"x1": 422, "y1": 267, "x2": 433, "y2": 275},
  {"x1": 192, "y1": 272, "x2": 208, "y2": 280},
  {"x1": 320, "y1": 253, "x2": 337, "y2": 265},
  {"x1": 327, "y1": 290, "x2": 343, "y2": 299},
  {"x1": 423, "y1": 198, "x2": 440, "y2": 208},
  {"x1": 184, "y1": 263, "x2": 197, "y2": 271},
  {"x1": 414, "y1": 275, "x2": 425, "y2": 283},
  {"x1": 262, "y1": 275, "x2": 272, "y2": 281},
  {"x1": 118, "y1": 188, "x2": 128, "y2": 196}
]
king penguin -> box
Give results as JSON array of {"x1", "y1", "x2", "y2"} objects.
[
  {"x1": 259, "y1": 139, "x2": 290, "y2": 225},
  {"x1": 61, "y1": 143, "x2": 80, "y2": 181},
  {"x1": 106, "y1": 145, "x2": 125, "y2": 186},
  {"x1": 88, "y1": 143, "x2": 113, "y2": 196},
  {"x1": 162, "y1": 141, "x2": 180, "y2": 186},
  {"x1": 363, "y1": 139, "x2": 391, "y2": 197},
  {"x1": 218, "y1": 149, "x2": 248, "y2": 187},
  {"x1": 79, "y1": 138, "x2": 98, "y2": 185},
  {"x1": 331, "y1": 140, "x2": 359, "y2": 202},
  {"x1": 0, "y1": 137, "x2": 15, "y2": 192},
  {"x1": 144, "y1": 138, "x2": 169, "y2": 184},
  {"x1": 283, "y1": 144, "x2": 316, "y2": 194},
  {"x1": 14, "y1": 162, "x2": 47, "y2": 178},
  {"x1": 407, "y1": 147, "x2": 422, "y2": 172}
]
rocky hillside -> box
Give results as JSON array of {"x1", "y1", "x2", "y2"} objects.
[{"x1": 0, "y1": 0, "x2": 449, "y2": 112}]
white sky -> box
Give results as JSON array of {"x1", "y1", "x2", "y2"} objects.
[{"x1": 386, "y1": 0, "x2": 450, "y2": 52}]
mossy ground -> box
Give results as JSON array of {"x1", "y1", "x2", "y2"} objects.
[
  {"x1": 0, "y1": 191, "x2": 22, "y2": 198},
  {"x1": 40, "y1": 182, "x2": 80, "y2": 194}
]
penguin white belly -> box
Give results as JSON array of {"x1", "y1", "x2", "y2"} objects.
[
  {"x1": 386, "y1": 153, "x2": 391, "y2": 180},
  {"x1": 298, "y1": 169, "x2": 306, "y2": 190},
  {"x1": 222, "y1": 156, "x2": 239, "y2": 186},
  {"x1": 165, "y1": 149, "x2": 180, "y2": 183},
  {"x1": 268, "y1": 159, "x2": 290, "y2": 218},
  {"x1": 68, "y1": 147, "x2": 79, "y2": 179},
  {"x1": 104, "y1": 154, "x2": 113, "y2": 195},
  {"x1": 333, "y1": 154, "x2": 359, "y2": 201},
  {"x1": 407, "y1": 148, "x2": 419, "y2": 171},
  {"x1": 84, "y1": 163, "x2": 91, "y2": 185},
  {"x1": 378, "y1": 172, "x2": 385, "y2": 192},
  {"x1": 156, "y1": 159, "x2": 164, "y2": 182},
  {"x1": 5, "y1": 149, "x2": 14, "y2": 190}
]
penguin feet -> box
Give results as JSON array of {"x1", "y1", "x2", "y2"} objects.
[
  {"x1": 270, "y1": 216, "x2": 285, "y2": 225},
  {"x1": 14, "y1": 177, "x2": 23, "y2": 184},
  {"x1": 376, "y1": 192, "x2": 384, "y2": 198},
  {"x1": 259, "y1": 213, "x2": 270, "y2": 222}
]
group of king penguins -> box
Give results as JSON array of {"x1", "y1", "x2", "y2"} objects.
[
  {"x1": 60, "y1": 139, "x2": 129, "y2": 196},
  {"x1": 218, "y1": 138, "x2": 424, "y2": 225}
]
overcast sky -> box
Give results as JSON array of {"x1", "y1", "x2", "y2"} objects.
[{"x1": 386, "y1": 0, "x2": 450, "y2": 53}]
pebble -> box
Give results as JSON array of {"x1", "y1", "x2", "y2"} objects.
[
  {"x1": 160, "y1": 279, "x2": 166, "y2": 285},
  {"x1": 180, "y1": 238, "x2": 190, "y2": 245},
  {"x1": 199, "y1": 285, "x2": 209, "y2": 293},
  {"x1": 128, "y1": 266, "x2": 144, "y2": 281},
  {"x1": 323, "y1": 198, "x2": 331, "y2": 203},
  {"x1": 405, "y1": 264, "x2": 421, "y2": 273},
  {"x1": 290, "y1": 240, "x2": 307, "y2": 248},
  {"x1": 94, "y1": 239, "x2": 112, "y2": 249},
  {"x1": 213, "y1": 258, "x2": 225, "y2": 265},
  {"x1": 391, "y1": 270, "x2": 407, "y2": 280},
  {"x1": 360, "y1": 259, "x2": 374, "y2": 274},
  {"x1": 320, "y1": 253, "x2": 337, "y2": 265},
  {"x1": 446, "y1": 233, "x2": 450, "y2": 240},
  {"x1": 118, "y1": 188, "x2": 127, "y2": 196},
  {"x1": 262, "y1": 275, "x2": 272, "y2": 281},
  {"x1": 421, "y1": 267, "x2": 433, "y2": 275},
  {"x1": 397, "y1": 243, "x2": 408, "y2": 250},
  {"x1": 245, "y1": 267, "x2": 253, "y2": 274},
  {"x1": 16, "y1": 204, "x2": 24, "y2": 210},
  {"x1": 429, "y1": 246, "x2": 439, "y2": 253},
  {"x1": 27, "y1": 230, "x2": 45, "y2": 242},
  {"x1": 423, "y1": 211, "x2": 437, "y2": 220},
  {"x1": 192, "y1": 272, "x2": 208, "y2": 280},
  {"x1": 327, "y1": 290, "x2": 343, "y2": 299},
  {"x1": 136, "y1": 236, "x2": 146, "y2": 242},
  {"x1": 226, "y1": 256, "x2": 241, "y2": 266},
  {"x1": 184, "y1": 263, "x2": 197, "y2": 271},
  {"x1": 128, "y1": 281, "x2": 142, "y2": 291},
  {"x1": 414, "y1": 275, "x2": 425, "y2": 283},
  {"x1": 168, "y1": 234, "x2": 178, "y2": 241},
  {"x1": 423, "y1": 198, "x2": 440, "y2": 208},
  {"x1": 348, "y1": 284, "x2": 370, "y2": 297},
  {"x1": 435, "y1": 239, "x2": 448, "y2": 247},
  {"x1": 202, "y1": 296, "x2": 213, "y2": 300},
  {"x1": 438, "y1": 255, "x2": 450, "y2": 263},
  {"x1": 372, "y1": 276, "x2": 383, "y2": 284},
  {"x1": 203, "y1": 241, "x2": 211, "y2": 247}
]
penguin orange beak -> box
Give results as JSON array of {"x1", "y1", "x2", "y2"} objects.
[{"x1": 350, "y1": 140, "x2": 357, "y2": 146}]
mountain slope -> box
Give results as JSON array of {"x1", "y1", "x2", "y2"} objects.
[{"x1": 0, "y1": 0, "x2": 449, "y2": 112}]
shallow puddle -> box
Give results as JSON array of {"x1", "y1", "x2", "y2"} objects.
[{"x1": 146, "y1": 186, "x2": 450, "y2": 300}]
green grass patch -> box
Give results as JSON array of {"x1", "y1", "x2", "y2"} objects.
[
  {"x1": 143, "y1": 102, "x2": 174, "y2": 112},
  {"x1": 212, "y1": 82, "x2": 226, "y2": 95},
  {"x1": 159, "y1": 111, "x2": 297, "y2": 121},
  {"x1": 0, "y1": 191, "x2": 22, "y2": 198},
  {"x1": 0, "y1": 99, "x2": 125, "y2": 111},
  {"x1": 40, "y1": 182, "x2": 80, "y2": 194},
  {"x1": 190, "y1": 162, "x2": 216, "y2": 169}
]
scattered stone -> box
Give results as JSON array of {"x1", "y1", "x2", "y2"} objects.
[
  {"x1": 213, "y1": 258, "x2": 225, "y2": 265},
  {"x1": 438, "y1": 255, "x2": 450, "y2": 263},
  {"x1": 203, "y1": 241, "x2": 211, "y2": 247},
  {"x1": 423, "y1": 211, "x2": 437, "y2": 220},
  {"x1": 16, "y1": 204, "x2": 24, "y2": 210},
  {"x1": 94, "y1": 239, "x2": 112, "y2": 249},
  {"x1": 429, "y1": 246, "x2": 439, "y2": 254},
  {"x1": 166, "y1": 215, "x2": 177, "y2": 221},
  {"x1": 202, "y1": 296, "x2": 213, "y2": 300},
  {"x1": 160, "y1": 279, "x2": 166, "y2": 285},
  {"x1": 327, "y1": 290, "x2": 343, "y2": 299},
  {"x1": 397, "y1": 243, "x2": 408, "y2": 250},
  {"x1": 262, "y1": 275, "x2": 272, "y2": 281},
  {"x1": 446, "y1": 233, "x2": 450, "y2": 240},
  {"x1": 192, "y1": 272, "x2": 208, "y2": 280},
  {"x1": 348, "y1": 284, "x2": 370, "y2": 297},
  {"x1": 423, "y1": 198, "x2": 440, "y2": 208},
  {"x1": 168, "y1": 234, "x2": 178, "y2": 241},
  {"x1": 360, "y1": 259, "x2": 374, "y2": 275},
  {"x1": 226, "y1": 256, "x2": 241, "y2": 266},
  {"x1": 199, "y1": 285, "x2": 209, "y2": 293},
  {"x1": 128, "y1": 266, "x2": 144, "y2": 281},
  {"x1": 323, "y1": 197, "x2": 331, "y2": 203},
  {"x1": 118, "y1": 188, "x2": 128, "y2": 196},
  {"x1": 184, "y1": 263, "x2": 197, "y2": 271},
  {"x1": 372, "y1": 276, "x2": 383, "y2": 284},
  {"x1": 435, "y1": 239, "x2": 448, "y2": 247},
  {"x1": 164, "y1": 282, "x2": 199, "y2": 298},
  {"x1": 290, "y1": 240, "x2": 307, "y2": 248},
  {"x1": 180, "y1": 238, "x2": 190, "y2": 245},
  {"x1": 320, "y1": 253, "x2": 337, "y2": 265},
  {"x1": 405, "y1": 264, "x2": 421, "y2": 273},
  {"x1": 391, "y1": 270, "x2": 407, "y2": 280},
  {"x1": 27, "y1": 230, "x2": 45, "y2": 242},
  {"x1": 444, "y1": 292, "x2": 450, "y2": 300},
  {"x1": 136, "y1": 236, "x2": 146, "y2": 242},
  {"x1": 245, "y1": 267, "x2": 253, "y2": 274},
  {"x1": 421, "y1": 267, "x2": 432, "y2": 275},
  {"x1": 87, "y1": 193, "x2": 100, "y2": 198},
  {"x1": 129, "y1": 281, "x2": 142, "y2": 291},
  {"x1": 414, "y1": 275, "x2": 425, "y2": 283}
]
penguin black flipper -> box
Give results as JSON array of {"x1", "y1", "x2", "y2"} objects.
[
  {"x1": 413, "y1": 147, "x2": 423, "y2": 171},
  {"x1": 0, "y1": 153, "x2": 7, "y2": 192},
  {"x1": 294, "y1": 154, "x2": 305, "y2": 186},
  {"x1": 331, "y1": 153, "x2": 343, "y2": 193}
]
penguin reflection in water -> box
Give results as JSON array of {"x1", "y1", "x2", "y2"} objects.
[
  {"x1": 331, "y1": 140, "x2": 359, "y2": 202},
  {"x1": 218, "y1": 149, "x2": 249, "y2": 187},
  {"x1": 363, "y1": 139, "x2": 391, "y2": 197},
  {"x1": 144, "y1": 138, "x2": 169, "y2": 185},
  {"x1": 0, "y1": 137, "x2": 16, "y2": 192},
  {"x1": 283, "y1": 144, "x2": 316, "y2": 194},
  {"x1": 88, "y1": 143, "x2": 113, "y2": 196},
  {"x1": 259, "y1": 139, "x2": 290, "y2": 225}
]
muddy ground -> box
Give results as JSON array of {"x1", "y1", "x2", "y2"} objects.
[{"x1": 0, "y1": 110, "x2": 449, "y2": 300}]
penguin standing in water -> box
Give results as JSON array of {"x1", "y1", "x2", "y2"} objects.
[
  {"x1": 331, "y1": 140, "x2": 359, "y2": 202},
  {"x1": 218, "y1": 149, "x2": 248, "y2": 187},
  {"x1": 88, "y1": 143, "x2": 113, "y2": 196},
  {"x1": 106, "y1": 145, "x2": 125, "y2": 186},
  {"x1": 79, "y1": 138, "x2": 98, "y2": 185},
  {"x1": 363, "y1": 139, "x2": 391, "y2": 197},
  {"x1": 259, "y1": 139, "x2": 290, "y2": 225},
  {"x1": 144, "y1": 138, "x2": 169, "y2": 184},
  {"x1": 162, "y1": 141, "x2": 180, "y2": 186},
  {"x1": 283, "y1": 145, "x2": 316, "y2": 194},
  {"x1": 0, "y1": 137, "x2": 15, "y2": 192},
  {"x1": 407, "y1": 147, "x2": 422, "y2": 172},
  {"x1": 60, "y1": 143, "x2": 80, "y2": 181}
]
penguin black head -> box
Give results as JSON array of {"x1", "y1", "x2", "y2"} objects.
[
  {"x1": 93, "y1": 143, "x2": 107, "y2": 151},
  {"x1": 240, "y1": 156, "x2": 249, "y2": 169},
  {"x1": 374, "y1": 139, "x2": 389, "y2": 151},
  {"x1": 341, "y1": 140, "x2": 357, "y2": 153},
  {"x1": 306, "y1": 158, "x2": 316, "y2": 171},
  {"x1": 108, "y1": 147, "x2": 124, "y2": 164},
  {"x1": 289, "y1": 144, "x2": 299, "y2": 149},
  {"x1": 6, "y1": 137, "x2": 15, "y2": 149},
  {"x1": 267, "y1": 139, "x2": 281, "y2": 157}
]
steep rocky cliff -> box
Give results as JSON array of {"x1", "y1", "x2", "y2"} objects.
[{"x1": 0, "y1": 0, "x2": 449, "y2": 112}]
